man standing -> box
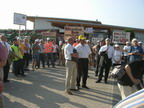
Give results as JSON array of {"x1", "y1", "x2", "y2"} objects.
[
  {"x1": 75, "y1": 35, "x2": 91, "y2": 89},
  {"x1": 64, "y1": 37, "x2": 78, "y2": 95},
  {"x1": 0, "y1": 34, "x2": 11, "y2": 82},
  {"x1": 11, "y1": 38, "x2": 26, "y2": 77},
  {"x1": 32, "y1": 39, "x2": 40, "y2": 70},
  {"x1": 23, "y1": 37, "x2": 31, "y2": 71},
  {"x1": 93, "y1": 40, "x2": 105, "y2": 76},
  {"x1": 38, "y1": 39, "x2": 45, "y2": 68},
  {"x1": 44, "y1": 38, "x2": 55, "y2": 68},
  {"x1": 96, "y1": 38, "x2": 114, "y2": 84}
]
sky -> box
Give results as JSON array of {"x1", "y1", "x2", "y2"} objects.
[{"x1": 0, "y1": 0, "x2": 144, "y2": 30}]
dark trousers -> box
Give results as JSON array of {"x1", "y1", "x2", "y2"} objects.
[
  {"x1": 38, "y1": 53, "x2": 45, "y2": 68},
  {"x1": 23, "y1": 53, "x2": 30, "y2": 68},
  {"x1": 98, "y1": 59, "x2": 112, "y2": 82},
  {"x1": 13, "y1": 59, "x2": 25, "y2": 76},
  {"x1": 95, "y1": 55, "x2": 100, "y2": 75},
  {"x1": 52, "y1": 53, "x2": 58, "y2": 62},
  {"x1": 124, "y1": 56, "x2": 128, "y2": 64},
  {"x1": 77, "y1": 58, "x2": 88, "y2": 87},
  {"x1": 3, "y1": 60, "x2": 10, "y2": 81},
  {"x1": 47, "y1": 53, "x2": 54, "y2": 67}
]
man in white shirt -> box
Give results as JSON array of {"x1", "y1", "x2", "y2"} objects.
[
  {"x1": 0, "y1": 34, "x2": 11, "y2": 83},
  {"x1": 96, "y1": 38, "x2": 114, "y2": 84},
  {"x1": 123, "y1": 41, "x2": 131, "y2": 64},
  {"x1": 64, "y1": 37, "x2": 79, "y2": 95},
  {"x1": 75, "y1": 35, "x2": 91, "y2": 89}
]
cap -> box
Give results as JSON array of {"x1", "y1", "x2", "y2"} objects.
[
  {"x1": 132, "y1": 38, "x2": 138, "y2": 43},
  {"x1": 47, "y1": 38, "x2": 50, "y2": 40},
  {"x1": 35, "y1": 39, "x2": 39, "y2": 42},
  {"x1": 78, "y1": 35, "x2": 86, "y2": 40},
  {"x1": 86, "y1": 40, "x2": 90, "y2": 42},
  {"x1": 40, "y1": 39, "x2": 43, "y2": 41},
  {"x1": 126, "y1": 41, "x2": 129, "y2": 44},
  {"x1": 17, "y1": 37, "x2": 21, "y2": 40},
  {"x1": 139, "y1": 41, "x2": 142, "y2": 44},
  {"x1": 115, "y1": 44, "x2": 119, "y2": 47},
  {"x1": 105, "y1": 38, "x2": 110, "y2": 41}
]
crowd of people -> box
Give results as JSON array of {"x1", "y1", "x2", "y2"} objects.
[{"x1": 0, "y1": 33, "x2": 144, "y2": 107}]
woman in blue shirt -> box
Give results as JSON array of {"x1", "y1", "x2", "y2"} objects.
[{"x1": 128, "y1": 38, "x2": 144, "y2": 63}]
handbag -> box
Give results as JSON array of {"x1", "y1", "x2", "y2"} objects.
[
  {"x1": 110, "y1": 65, "x2": 125, "y2": 79},
  {"x1": 71, "y1": 49, "x2": 78, "y2": 63}
]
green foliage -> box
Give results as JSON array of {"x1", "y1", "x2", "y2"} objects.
[{"x1": 124, "y1": 29, "x2": 135, "y2": 41}]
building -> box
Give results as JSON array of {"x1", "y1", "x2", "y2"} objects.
[{"x1": 27, "y1": 16, "x2": 144, "y2": 43}]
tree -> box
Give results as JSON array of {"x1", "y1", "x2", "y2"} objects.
[{"x1": 124, "y1": 29, "x2": 135, "y2": 41}]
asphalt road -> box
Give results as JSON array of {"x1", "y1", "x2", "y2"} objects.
[{"x1": 3, "y1": 66, "x2": 121, "y2": 108}]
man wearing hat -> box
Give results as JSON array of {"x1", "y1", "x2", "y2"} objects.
[
  {"x1": 31, "y1": 39, "x2": 40, "y2": 70},
  {"x1": 75, "y1": 35, "x2": 91, "y2": 89},
  {"x1": 123, "y1": 41, "x2": 131, "y2": 64},
  {"x1": 96, "y1": 38, "x2": 114, "y2": 84},
  {"x1": 11, "y1": 38, "x2": 26, "y2": 77},
  {"x1": 93, "y1": 40, "x2": 105, "y2": 76},
  {"x1": 44, "y1": 38, "x2": 55, "y2": 68}
]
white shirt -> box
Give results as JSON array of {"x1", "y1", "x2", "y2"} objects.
[
  {"x1": 75, "y1": 44, "x2": 91, "y2": 58},
  {"x1": 39, "y1": 43, "x2": 45, "y2": 53},
  {"x1": 123, "y1": 45, "x2": 131, "y2": 56},
  {"x1": 99, "y1": 45, "x2": 114, "y2": 59},
  {"x1": 112, "y1": 50, "x2": 122, "y2": 64},
  {"x1": 52, "y1": 44, "x2": 58, "y2": 53},
  {"x1": 1, "y1": 41, "x2": 10, "y2": 54},
  {"x1": 64, "y1": 43, "x2": 74, "y2": 60},
  {"x1": 24, "y1": 43, "x2": 31, "y2": 53}
]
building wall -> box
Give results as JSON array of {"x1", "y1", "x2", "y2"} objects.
[
  {"x1": 34, "y1": 18, "x2": 53, "y2": 30},
  {"x1": 34, "y1": 18, "x2": 64, "y2": 32}
]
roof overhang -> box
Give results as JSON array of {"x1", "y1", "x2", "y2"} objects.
[{"x1": 27, "y1": 16, "x2": 144, "y2": 33}]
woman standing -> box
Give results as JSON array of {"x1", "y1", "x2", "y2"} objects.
[
  {"x1": 52, "y1": 40, "x2": 59, "y2": 66},
  {"x1": 112, "y1": 44, "x2": 123, "y2": 67},
  {"x1": 128, "y1": 38, "x2": 143, "y2": 63}
]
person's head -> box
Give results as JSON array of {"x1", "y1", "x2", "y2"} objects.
[
  {"x1": 40, "y1": 39, "x2": 44, "y2": 44},
  {"x1": 65, "y1": 40, "x2": 68, "y2": 44},
  {"x1": 78, "y1": 35, "x2": 86, "y2": 45},
  {"x1": 24, "y1": 38, "x2": 29, "y2": 43},
  {"x1": 97, "y1": 40, "x2": 100, "y2": 45},
  {"x1": 35, "y1": 39, "x2": 39, "y2": 44},
  {"x1": 138, "y1": 41, "x2": 143, "y2": 47},
  {"x1": 0, "y1": 34, "x2": 6, "y2": 41},
  {"x1": 100, "y1": 40, "x2": 105, "y2": 46},
  {"x1": 13, "y1": 38, "x2": 18, "y2": 45},
  {"x1": 131, "y1": 38, "x2": 138, "y2": 46},
  {"x1": 67, "y1": 37, "x2": 74, "y2": 45},
  {"x1": 86, "y1": 40, "x2": 90, "y2": 44},
  {"x1": 59, "y1": 41, "x2": 63, "y2": 45},
  {"x1": 114, "y1": 44, "x2": 120, "y2": 50},
  {"x1": 126, "y1": 41, "x2": 130, "y2": 46},
  {"x1": 53, "y1": 40, "x2": 56, "y2": 44},
  {"x1": 105, "y1": 38, "x2": 110, "y2": 45},
  {"x1": 47, "y1": 38, "x2": 50, "y2": 42},
  {"x1": 75, "y1": 39, "x2": 79, "y2": 43}
]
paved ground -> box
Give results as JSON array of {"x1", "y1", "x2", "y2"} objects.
[{"x1": 3, "y1": 66, "x2": 121, "y2": 108}]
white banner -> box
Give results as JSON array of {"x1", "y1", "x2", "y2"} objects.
[
  {"x1": 113, "y1": 32, "x2": 130, "y2": 44},
  {"x1": 14, "y1": 13, "x2": 27, "y2": 25},
  {"x1": 85, "y1": 28, "x2": 93, "y2": 33}
]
